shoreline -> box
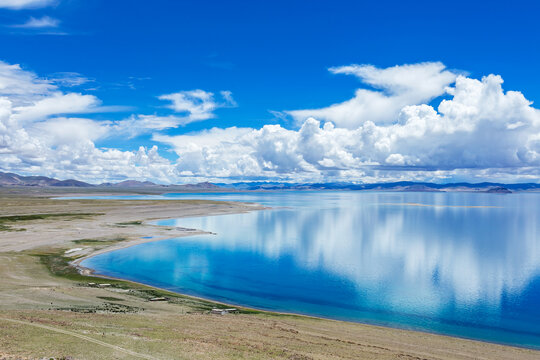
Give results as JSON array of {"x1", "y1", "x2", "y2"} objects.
[
  {"x1": 71, "y1": 209, "x2": 539, "y2": 352},
  {"x1": 73, "y1": 262, "x2": 540, "y2": 352},
  {"x1": 69, "y1": 202, "x2": 267, "y2": 271}
]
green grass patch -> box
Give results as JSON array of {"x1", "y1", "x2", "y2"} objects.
[
  {"x1": 115, "y1": 221, "x2": 143, "y2": 226},
  {"x1": 32, "y1": 251, "x2": 100, "y2": 283},
  {"x1": 0, "y1": 224, "x2": 26, "y2": 232},
  {"x1": 54, "y1": 302, "x2": 141, "y2": 313},
  {"x1": 28, "y1": 248, "x2": 266, "y2": 316},
  {"x1": 97, "y1": 296, "x2": 125, "y2": 301},
  {"x1": 0, "y1": 213, "x2": 101, "y2": 222},
  {"x1": 28, "y1": 250, "x2": 126, "y2": 286},
  {"x1": 0, "y1": 213, "x2": 102, "y2": 232},
  {"x1": 72, "y1": 236, "x2": 126, "y2": 245}
]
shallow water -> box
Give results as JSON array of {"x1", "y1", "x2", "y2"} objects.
[{"x1": 80, "y1": 191, "x2": 540, "y2": 348}]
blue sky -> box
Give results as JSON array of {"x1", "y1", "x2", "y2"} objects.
[{"x1": 1, "y1": 0, "x2": 540, "y2": 183}]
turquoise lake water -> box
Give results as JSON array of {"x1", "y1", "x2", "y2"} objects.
[{"x1": 78, "y1": 191, "x2": 540, "y2": 348}]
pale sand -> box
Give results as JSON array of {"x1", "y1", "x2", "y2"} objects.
[
  {"x1": 0, "y1": 196, "x2": 264, "y2": 253},
  {"x1": 0, "y1": 189, "x2": 538, "y2": 359}
]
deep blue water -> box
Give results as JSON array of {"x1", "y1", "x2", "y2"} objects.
[{"x1": 78, "y1": 191, "x2": 540, "y2": 348}]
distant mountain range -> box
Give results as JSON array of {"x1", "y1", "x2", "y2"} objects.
[
  {"x1": 1, "y1": 171, "x2": 539, "y2": 192},
  {"x1": 0, "y1": 171, "x2": 93, "y2": 187},
  {"x1": 99, "y1": 180, "x2": 163, "y2": 188},
  {"x1": 0, "y1": 171, "x2": 221, "y2": 190}
]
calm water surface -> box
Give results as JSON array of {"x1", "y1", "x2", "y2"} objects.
[{"x1": 79, "y1": 191, "x2": 540, "y2": 348}]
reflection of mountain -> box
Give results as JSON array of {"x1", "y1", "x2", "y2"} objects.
[
  {"x1": 218, "y1": 181, "x2": 540, "y2": 192},
  {"x1": 172, "y1": 192, "x2": 540, "y2": 311}
]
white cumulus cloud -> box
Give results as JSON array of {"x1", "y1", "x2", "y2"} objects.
[
  {"x1": 155, "y1": 70, "x2": 540, "y2": 182},
  {"x1": 1, "y1": 59, "x2": 540, "y2": 184},
  {"x1": 0, "y1": 61, "x2": 175, "y2": 183}
]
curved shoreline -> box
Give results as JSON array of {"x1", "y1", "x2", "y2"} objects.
[
  {"x1": 71, "y1": 214, "x2": 540, "y2": 352},
  {"x1": 73, "y1": 260, "x2": 540, "y2": 351},
  {"x1": 69, "y1": 203, "x2": 266, "y2": 272}
]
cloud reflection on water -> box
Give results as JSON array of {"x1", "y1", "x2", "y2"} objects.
[{"x1": 165, "y1": 192, "x2": 540, "y2": 312}]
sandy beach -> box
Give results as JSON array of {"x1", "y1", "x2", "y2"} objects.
[{"x1": 0, "y1": 188, "x2": 538, "y2": 360}]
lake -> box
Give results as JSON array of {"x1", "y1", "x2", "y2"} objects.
[{"x1": 79, "y1": 191, "x2": 540, "y2": 348}]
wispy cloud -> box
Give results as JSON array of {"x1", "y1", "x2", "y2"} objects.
[
  {"x1": 159, "y1": 89, "x2": 237, "y2": 122},
  {"x1": 113, "y1": 90, "x2": 238, "y2": 138},
  {"x1": 48, "y1": 72, "x2": 92, "y2": 87},
  {"x1": 11, "y1": 15, "x2": 59, "y2": 29},
  {"x1": 0, "y1": 0, "x2": 56, "y2": 9},
  {"x1": 219, "y1": 90, "x2": 237, "y2": 107}
]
